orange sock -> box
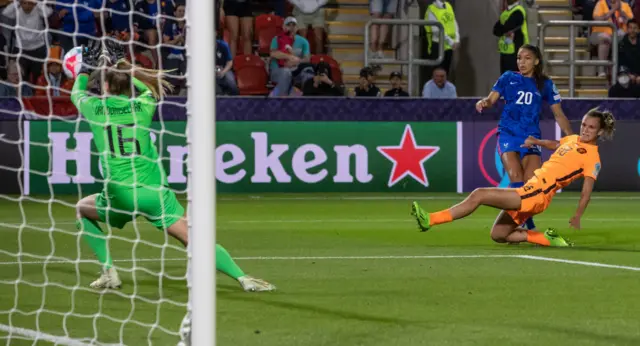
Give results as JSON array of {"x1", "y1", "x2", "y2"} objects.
[
  {"x1": 526, "y1": 230, "x2": 550, "y2": 246},
  {"x1": 429, "y1": 209, "x2": 453, "y2": 226}
]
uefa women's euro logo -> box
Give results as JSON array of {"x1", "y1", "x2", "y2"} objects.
[{"x1": 477, "y1": 127, "x2": 511, "y2": 188}]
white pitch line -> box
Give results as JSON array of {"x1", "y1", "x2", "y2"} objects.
[
  {"x1": 517, "y1": 255, "x2": 640, "y2": 272},
  {"x1": 0, "y1": 323, "x2": 90, "y2": 346}
]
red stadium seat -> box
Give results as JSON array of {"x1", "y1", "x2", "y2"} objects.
[
  {"x1": 233, "y1": 54, "x2": 269, "y2": 95},
  {"x1": 254, "y1": 14, "x2": 284, "y2": 40},
  {"x1": 310, "y1": 55, "x2": 343, "y2": 85},
  {"x1": 257, "y1": 26, "x2": 282, "y2": 55},
  {"x1": 255, "y1": 14, "x2": 284, "y2": 55}
]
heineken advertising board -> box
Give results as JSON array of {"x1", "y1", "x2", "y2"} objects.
[
  {"x1": 13, "y1": 120, "x2": 640, "y2": 195},
  {"x1": 24, "y1": 121, "x2": 458, "y2": 194}
]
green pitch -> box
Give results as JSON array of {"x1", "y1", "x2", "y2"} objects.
[{"x1": 1, "y1": 193, "x2": 640, "y2": 346}]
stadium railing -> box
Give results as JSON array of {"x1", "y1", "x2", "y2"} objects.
[
  {"x1": 364, "y1": 19, "x2": 445, "y2": 95},
  {"x1": 539, "y1": 20, "x2": 619, "y2": 97}
]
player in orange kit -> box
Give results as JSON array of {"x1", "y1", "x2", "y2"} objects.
[{"x1": 411, "y1": 108, "x2": 616, "y2": 247}]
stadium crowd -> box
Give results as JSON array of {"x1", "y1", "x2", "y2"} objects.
[{"x1": 0, "y1": 0, "x2": 637, "y2": 99}]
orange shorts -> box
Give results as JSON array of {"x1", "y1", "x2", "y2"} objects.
[{"x1": 507, "y1": 176, "x2": 555, "y2": 225}]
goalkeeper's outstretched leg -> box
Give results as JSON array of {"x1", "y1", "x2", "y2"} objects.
[{"x1": 75, "y1": 194, "x2": 276, "y2": 292}]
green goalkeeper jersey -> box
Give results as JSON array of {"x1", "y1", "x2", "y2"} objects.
[{"x1": 70, "y1": 74, "x2": 167, "y2": 189}]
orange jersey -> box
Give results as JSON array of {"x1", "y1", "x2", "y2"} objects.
[{"x1": 533, "y1": 135, "x2": 601, "y2": 191}]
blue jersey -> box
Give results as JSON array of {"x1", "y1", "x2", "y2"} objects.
[{"x1": 492, "y1": 71, "x2": 561, "y2": 138}]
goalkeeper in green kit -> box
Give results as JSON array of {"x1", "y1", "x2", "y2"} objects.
[{"x1": 70, "y1": 41, "x2": 275, "y2": 293}]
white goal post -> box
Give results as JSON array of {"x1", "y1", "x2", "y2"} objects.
[{"x1": 186, "y1": 0, "x2": 217, "y2": 344}]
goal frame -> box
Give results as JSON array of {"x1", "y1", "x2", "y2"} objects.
[{"x1": 186, "y1": 0, "x2": 217, "y2": 344}]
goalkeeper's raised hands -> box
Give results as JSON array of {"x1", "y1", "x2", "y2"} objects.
[
  {"x1": 79, "y1": 40, "x2": 102, "y2": 75},
  {"x1": 104, "y1": 39, "x2": 126, "y2": 65}
]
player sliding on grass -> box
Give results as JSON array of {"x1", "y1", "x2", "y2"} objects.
[
  {"x1": 70, "y1": 41, "x2": 275, "y2": 293},
  {"x1": 412, "y1": 108, "x2": 615, "y2": 247}
]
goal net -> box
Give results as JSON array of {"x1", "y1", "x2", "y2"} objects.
[{"x1": 0, "y1": 0, "x2": 215, "y2": 344}]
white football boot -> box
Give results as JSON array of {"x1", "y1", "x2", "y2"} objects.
[
  {"x1": 89, "y1": 267, "x2": 122, "y2": 289},
  {"x1": 238, "y1": 276, "x2": 276, "y2": 292}
]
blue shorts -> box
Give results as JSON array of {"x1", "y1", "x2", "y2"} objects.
[{"x1": 497, "y1": 134, "x2": 541, "y2": 158}]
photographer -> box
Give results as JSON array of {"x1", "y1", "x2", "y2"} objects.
[{"x1": 302, "y1": 61, "x2": 344, "y2": 96}]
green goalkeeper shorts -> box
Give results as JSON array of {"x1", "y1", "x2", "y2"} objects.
[{"x1": 95, "y1": 185, "x2": 185, "y2": 230}]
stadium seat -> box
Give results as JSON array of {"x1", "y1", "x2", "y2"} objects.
[
  {"x1": 233, "y1": 54, "x2": 269, "y2": 95},
  {"x1": 254, "y1": 14, "x2": 284, "y2": 55},
  {"x1": 127, "y1": 53, "x2": 154, "y2": 69},
  {"x1": 255, "y1": 14, "x2": 284, "y2": 40},
  {"x1": 310, "y1": 55, "x2": 343, "y2": 85}
]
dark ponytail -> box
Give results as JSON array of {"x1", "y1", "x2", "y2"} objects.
[
  {"x1": 586, "y1": 108, "x2": 616, "y2": 140},
  {"x1": 520, "y1": 44, "x2": 548, "y2": 91}
]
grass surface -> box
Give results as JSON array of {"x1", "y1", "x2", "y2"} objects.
[{"x1": 1, "y1": 193, "x2": 640, "y2": 345}]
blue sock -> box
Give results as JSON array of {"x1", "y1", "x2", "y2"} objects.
[
  {"x1": 508, "y1": 182, "x2": 536, "y2": 229},
  {"x1": 525, "y1": 218, "x2": 536, "y2": 230}
]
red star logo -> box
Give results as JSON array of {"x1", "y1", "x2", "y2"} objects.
[{"x1": 377, "y1": 124, "x2": 440, "y2": 187}]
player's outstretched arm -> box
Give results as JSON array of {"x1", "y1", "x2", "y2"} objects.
[
  {"x1": 476, "y1": 91, "x2": 500, "y2": 113},
  {"x1": 569, "y1": 177, "x2": 595, "y2": 230},
  {"x1": 521, "y1": 135, "x2": 559, "y2": 151},
  {"x1": 550, "y1": 103, "x2": 573, "y2": 135},
  {"x1": 71, "y1": 42, "x2": 102, "y2": 113}
]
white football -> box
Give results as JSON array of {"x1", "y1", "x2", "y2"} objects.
[{"x1": 62, "y1": 46, "x2": 83, "y2": 79}]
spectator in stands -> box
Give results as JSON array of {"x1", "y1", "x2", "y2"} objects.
[
  {"x1": 34, "y1": 46, "x2": 74, "y2": 97},
  {"x1": 55, "y1": 0, "x2": 100, "y2": 53},
  {"x1": 134, "y1": 0, "x2": 175, "y2": 67},
  {"x1": 384, "y1": 71, "x2": 409, "y2": 97},
  {"x1": 609, "y1": 66, "x2": 640, "y2": 97},
  {"x1": 103, "y1": 0, "x2": 134, "y2": 39},
  {"x1": 493, "y1": 0, "x2": 529, "y2": 74},
  {"x1": 302, "y1": 61, "x2": 344, "y2": 96},
  {"x1": 619, "y1": 19, "x2": 640, "y2": 83},
  {"x1": 574, "y1": 0, "x2": 598, "y2": 36},
  {"x1": 216, "y1": 36, "x2": 239, "y2": 95},
  {"x1": 591, "y1": 0, "x2": 634, "y2": 77},
  {"x1": 422, "y1": 66, "x2": 456, "y2": 99},
  {"x1": 0, "y1": 61, "x2": 32, "y2": 96},
  {"x1": 2, "y1": 0, "x2": 52, "y2": 83},
  {"x1": 162, "y1": 4, "x2": 186, "y2": 74},
  {"x1": 222, "y1": 0, "x2": 253, "y2": 56},
  {"x1": 368, "y1": 0, "x2": 396, "y2": 60},
  {"x1": 354, "y1": 67, "x2": 381, "y2": 97},
  {"x1": 271, "y1": 0, "x2": 285, "y2": 17},
  {"x1": 424, "y1": 0, "x2": 459, "y2": 74},
  {"x1": 292, "y1": 1, "x2": 325, "y2": 54},
  {"x1": 269, "y1": 17, "x2": 313, "y2": 97}
]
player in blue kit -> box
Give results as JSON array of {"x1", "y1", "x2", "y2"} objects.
[{"x1": 475, "y1": 44, "x2": 573, "y2": 233}]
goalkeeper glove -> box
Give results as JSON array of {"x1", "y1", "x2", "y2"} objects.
[
  {"x1": 104, "y1": 39, "x2": 127, "y2": 65},
  {"x1": 79, "y1": 40, "x2": 102, "y2": 75}
]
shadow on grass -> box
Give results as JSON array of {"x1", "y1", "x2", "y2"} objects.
[{"x1": 220, "y1": 293, "x2": 428, "y2": 327}]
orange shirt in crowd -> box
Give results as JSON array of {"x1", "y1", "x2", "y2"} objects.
[{"x1": 592, "y1": 0, "x2": 634, "y2": 35}]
